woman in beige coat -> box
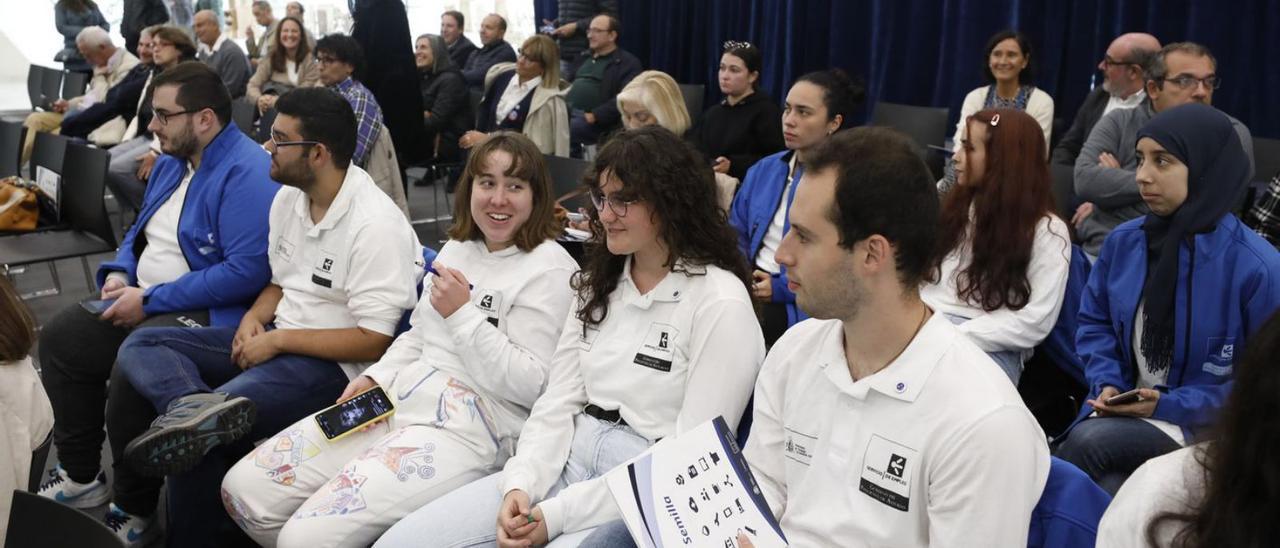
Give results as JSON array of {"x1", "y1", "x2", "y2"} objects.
[
  {"x1": 246, "y1": 16, "x2": 320, "y2": 113},
  {"x1": 462, "y1": 35, "x2": 570, "y2": 157}
]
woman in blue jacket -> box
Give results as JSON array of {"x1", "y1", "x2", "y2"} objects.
[
  {"x1": 1054, "y1": 103, "x2": 1280, "y2": 495},
  {"x1": 729, "y1": 69, "x2": 863, "y2": 346}
]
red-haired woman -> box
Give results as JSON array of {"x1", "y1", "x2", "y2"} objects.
[{"x1": 922, "y1": 108, "x2": 1072, "y2": 384}]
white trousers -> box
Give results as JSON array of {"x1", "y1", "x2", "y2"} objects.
[{"x1": 221, "y1": 368, "x2": 505, "y2": 548}]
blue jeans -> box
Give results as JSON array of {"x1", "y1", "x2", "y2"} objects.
[
  {"x1": 114, "y1": 326, "x2": 351, "y2": 546},
  {"x1": 942, "y1": 313, "x2": 1024, "y2": 384},
  {"x1": 569, "y1": 109, "x2": 599, "y2": 151},
  {"x1": 579, "y1": 519, "x2": 635, "y2": 548},
  {"x1": 1052, "y1": 416, "x2": 1181, "y2": 495},
  {"x1": 375, "y1": 413, "x2": 652, "y2": 547}
]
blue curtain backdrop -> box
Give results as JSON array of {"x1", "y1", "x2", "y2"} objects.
[{"x1": 535, "y1": 0, "x2": 1279, "y2": 138}]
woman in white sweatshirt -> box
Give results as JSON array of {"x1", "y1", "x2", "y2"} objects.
[
  {"x1": 0, "y1": 276, "x2": 54, "y2": 547},
  {"x1": 220, "y1": 132, "x2": 580, "y2": 548},
  {"x1": 375, "y1": 126, "x2": 765, "y2": 547}
]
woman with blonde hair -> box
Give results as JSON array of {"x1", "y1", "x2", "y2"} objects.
[
  {"x1": 463, "y1": 35, "x2": 570, "y2": 156},
  {"x1": 616, "y1": 70, "x2": 691, "y2": 136}
]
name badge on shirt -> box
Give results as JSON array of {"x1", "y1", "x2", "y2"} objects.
[
  {"x1": 312, "y1": 251, "x2": 338, "y2": 288},
  {"x1": 858, "y1": 434, "x2": 918, "y2": 512},
  {"x1": 275, "y1": 239, "x2": 296, "y2": 262},
  {"x1": 475, "y1": 289, "x2": 503, "y2": 328},
  {"x1": 633, "y1": 322, "x2": 678, "y2": 372}
]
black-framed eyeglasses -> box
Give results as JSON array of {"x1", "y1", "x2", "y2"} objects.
[
  {"x1": 269, "y1": 129, "x2": 321, "y2": 149},
  {"x1": 153, "y1": 108, "x2": 201, "y2": 126},
  {"x1": 723, "y1": 40, "x2": 753, "y2": 51},
  {"x1": 316, "y1": 55, "x2": 340, "y2": 65},
  {"x1": 589, "y1": 189, "x2": 640, "y2": 217},
  {"x1": 1162, "y1": 75, "x2": 1221, "y2": 91}
]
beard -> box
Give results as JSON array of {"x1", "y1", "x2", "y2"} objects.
[
  {"x1": 270, "y1": 152, "x2": 315, "y2": 190},
  {"x1": 160, "y1": 123, "x2": 200, "y2": 159},
  {"x1": 796, "y1": 258, "x2": 866, "y2": 322}
]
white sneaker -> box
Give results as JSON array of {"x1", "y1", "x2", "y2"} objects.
[
  {"x1": 37, "y1": 465, "x2": 110, "y2": 508},
  {"x1": 103, "y1": 503, "x2": 158, "y2": 546}
]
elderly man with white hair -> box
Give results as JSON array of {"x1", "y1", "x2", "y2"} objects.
[{"x1": 21, "y1": 26, "x2": 139, "y2": 161}]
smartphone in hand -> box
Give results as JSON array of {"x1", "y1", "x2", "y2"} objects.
[
  {"x1": 1105, "y1": 388, "x2": 1143, "y2": 406},
  {"x1": 314, "y1": 385, "x2": 395, "y2": 442},
  {"x1": 80, "y1": 298, "x2": 117, "y2": 315}
]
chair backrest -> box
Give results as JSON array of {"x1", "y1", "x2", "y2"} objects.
[
  {"x1": 231, "y1": 99, "x2": 256, "y2": 138},
  {"x1": 26, "y1": 65, "x2": 43, "y2": 111},
  {"x1": 61, "y1": 144, "x2": 117, "y2": 246},
  {"x1": 0, "y1": 120, "x2": 26, "y2": 179},
  {"x1": 679, "y1": 84, "x2": 705, "y2": 128},
  {"x1": 544, "y1": 154, "x2": 592, "y2": 209},
  {"x1": 1026, "y1": 457, "x2": 1111, "y2": 548},
  {"x1": 870, "y1": 101, "x2": 950, "y2": 153},
  {"x1": 5, "y1": 490, "x2": 125, "y2": 548},
  {"x1": 29, "y1": 131, "x2": 69, "y2": 184},
  {"x1": 39, "y1": 66, "x2": 63, "y2": 110},
  {"x1": 1254, "y1": 137, "x2": 1280, "y2": 183},
  {"x1": 62, "y1": 70, "x2": 90, "y2": 100},
  {"x1": 27, "y1": 432, "x2": 52, "y2": 492}
]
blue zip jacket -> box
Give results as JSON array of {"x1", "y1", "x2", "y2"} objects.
[
  {"x1": 729, "y1": 149, "x2": 807, "y2": 326},
  {"x1": 1068, "y1": 214, "x2": 1280, "y2": 441},
  {"x1": 96, "y1": 123, "x2": 278, "y2": 327},
  {"x1": 1027, "y1": 457, "x2": 1111, "y2": 548}
]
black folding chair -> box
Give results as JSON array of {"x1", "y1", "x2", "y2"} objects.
[
  {"x1": 545, "y1": 154, "x2": 592, "y2": 210},
  {"x1": 1, "y1": 143, "x2": 117, "y2": 297},
  {"x1": 25, "y1": 64, "x2": 43, "y2": 112},
  {"x1": 231, "y1": 98, "x2": 256, "y2": 138},
  {"x1": 679, "y1": 84, "x2": 705, "y2": 128},
  {"x1": 62, "y1": 70, "x2": 90, "y2": 100},
  {"x1": 28, "y1": 432, "x2": 52, "y2": 492},
  {"x1": 870, "y1": 101, "x2": 950, "y2": 179},
  {"x1": 28, "y1": 131, "x2": 68, "y2": 184},
  {"x1": 0, "y1": 120, "x2": 26, "y2": 178},
  {"x1": 5, "y1": 490, "x2": 125, "y2": 547},
  {"x1": 35, "y1": 66, "x2": 63, "y2": 111}
]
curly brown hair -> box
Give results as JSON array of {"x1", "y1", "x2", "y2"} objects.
[{"x1": 575, "y1": 126, "x2": 751, "y2": 329}]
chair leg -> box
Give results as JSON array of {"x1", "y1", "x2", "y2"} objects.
[
  {"x1": 81, "y1": 256, "x2": 95, "y2": 293},
  {"x1": 15, "y1": 262, "x2": 62, "y2": 299}
]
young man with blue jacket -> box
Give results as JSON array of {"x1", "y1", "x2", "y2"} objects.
[{"x1": 37, "y1": 62, "x2": 278, "y2": 546}]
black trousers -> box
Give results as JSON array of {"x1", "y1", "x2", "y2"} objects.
[{"x1": 38, "y1": 303, "x2": 207, "y2": 516}]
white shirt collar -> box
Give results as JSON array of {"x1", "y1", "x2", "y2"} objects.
[
  {"x1": 198, "y1": 34, "x2": 229, "y2": 56},
  {"x1": 820, "y1": 310, "x2": 953, "y2": 403},
  {"x1": 291, "y1": 165, "x2": 370, "y2": 235}
]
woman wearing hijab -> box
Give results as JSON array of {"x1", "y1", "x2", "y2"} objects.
[
  {"x1": 1053, "y1": 103, "x2": 1280, "y2": 495},
  {"x1": 415, "y1": 33, "x2": 473, "y2": 166}
]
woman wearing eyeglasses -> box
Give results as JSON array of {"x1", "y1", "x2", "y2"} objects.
[
  {"x1": 952, "y1": 31, "x2": 1054, "y2": 156},
  {"x1": 375, "y1": 126, "x2": 764, "y2": 548},
  {"x1": 1054, "y1": 103, "x2": 1280, "y2": 496},
  {"x1": 689, "y1": 41, "x2": 784, "y2": 182},
  {"x1": 463, "y1": 35, "x2": 570, "y2": 157},
  {"x1": 924, "y1": 109, "x2": 1071, "y2": 385}
]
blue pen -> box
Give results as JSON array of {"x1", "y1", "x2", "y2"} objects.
[{"x1": 427, "y1": 265, "x2": 474, "y2": 289}]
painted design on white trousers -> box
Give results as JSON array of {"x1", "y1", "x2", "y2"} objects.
[
  {"x1": 435, "y1": 377, "x2": 502, "y2": 451},
  {"x1": 360, "y1": 430, "x2": 438, "y2": 482},
  {"x1": 221, "y1": 487, "x2": 253, "y2": 531},
  {"x1": 252, "y1": 427, "x2": 323, "y2": 486},
  {"x1": 294, "y1": 467, "x2": 370, "y2": 518}
]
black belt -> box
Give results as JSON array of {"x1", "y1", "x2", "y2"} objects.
[{"x1": 584, "y1": 403, "x2": 627, "y2": 426}]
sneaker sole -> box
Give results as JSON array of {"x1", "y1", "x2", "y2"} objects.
[{"x1": 124, "y1": 398, "x2": 257, "y2": 477}]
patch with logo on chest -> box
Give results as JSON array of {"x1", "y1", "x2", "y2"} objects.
[
  {"x1": 1201, "y1": 336, "x2": 1236, "y2": 376},
  {"x1": 474, "y1": 289, "x2": 503, "y2": 328},
  {"x1": 858, "y1": 434, "x2": 918, "y2": 512},
  {"x1": 311, "y1": 251, "x2": 338, "y2": 288},
  {"x1": 782, "y1": 427, "x2": 817, "y2": 466},
  {"x1": 633, "y1": 322, "x2": 679, "y2": 372}
]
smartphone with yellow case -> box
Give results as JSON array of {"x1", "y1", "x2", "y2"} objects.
[{"x1": 314, "y1": 385, "x2": 395, "y2": 442}]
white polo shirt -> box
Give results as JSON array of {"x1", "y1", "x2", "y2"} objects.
[
  {"x1": 267, "y1": 165, "x2": 420, "y2": 380},
  {"x1": 744, "y1": 314, "x2": 1050, "y2": 547},
  {"x1": 135, "y1": 163, "x2": 195, "y2": 289},
  {"x1": 502, "y1": 259, "x2": 765, "y2": 538},
  {"x1": 362, "y1": 238, "x2": 579, "y2": 451}
]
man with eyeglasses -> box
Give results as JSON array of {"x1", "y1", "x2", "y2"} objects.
[
  {"x1": 1052, "y1": 33, "x2": 1160, "y2": 169},
  {"x1": 36, "y1": 61, "x2": 278, "y2": 546},
  {"x1": 315, "y1": 33, "x2": 383, "y2": 168},
  {"x1": 1074, "y1": 41, "x2": 1255, "y2": 258},
  {"x1": 461, "y1": 14, "x2": 517, "y2": 91},
  {"x1": 564, "y1": 14, "x2": 641, "y2": 155},
  {"x1": 107, "y1": 86, "x2": 419, "y2": 547}
]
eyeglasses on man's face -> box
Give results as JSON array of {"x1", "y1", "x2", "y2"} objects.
[
  {"x1": 153, "y1": 108, "x2": 201, "y2": 126},
  {"x1": 1162, "y1": 75, "x2": 1221, "y2": 91}
]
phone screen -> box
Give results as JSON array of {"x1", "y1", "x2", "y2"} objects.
[
  {"x1": 81, "y1": 298, "x2": 116, "y2": 315},
  {"x1": 314, "y1": 386, "x2": 395, "y2": 440}
]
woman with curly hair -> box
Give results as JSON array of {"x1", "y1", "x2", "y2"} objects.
[
  {"x1": 375, "y1": 126, "x2": 765, "y2": 547},
  {"x1": 923, "y1": 108, "x2": 1071, "y2": 384}
]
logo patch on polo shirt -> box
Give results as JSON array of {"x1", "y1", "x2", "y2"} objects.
[
  {"x1": 633, "y1": 322, "x2": 678, "y2": 372},
  {"x1": 1202, "y1": 336, "x2": 1236, "y2": 376},
  {"x1": 311, "y1": 251, "x2": 338, "y2": 288},
  {"x1": 859, "y1": 435, "x2": 917, "y2": 511},
  {"x1": 474, "y1": 290, "x2": 503, "y2": 328},
  {"x1": 782, "y1": 427, "x2": 817, "y2": 466}
]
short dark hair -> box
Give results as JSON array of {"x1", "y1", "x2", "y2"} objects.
[
  {"x1": 982, "y1": 30, "x2": 1035, "y2": 84},
  {"x1": 443, "y1": 10, "x2": 464, "y2": 29},
  {"x1": 275, "y1": 87, "x2": 358, "y2": 169},
  {"x1": 149, "y1": 61, "x2": 232, "y2": 126},
  {"x1": 794, "y1": 69, "x2": 865, "y2": 129},
  {"x1": 315, "y1": 34, "x2": 365, "y2": 80},
  {"x1": 1146, "y1": 41, "x2": 1217, "y2": 89},
  {"x1": 805, "y1": 127, "x2": 940, "y2": 288},
  {"x1": 597, "y1": 14, "x2": 621, "y2": 35}
]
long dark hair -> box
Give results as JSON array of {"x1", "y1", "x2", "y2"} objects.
[
  {"x1": 935, "y1": 108, "x2": 1058, "y2": 311},
  {"x1": 576, "y1": 126, "x2": 751, "y2": 328},
  {"x1": 269, "y1": 16, "x2": 311, "y2": 74},
  {"x1": 1146, "y1": 308, "x2": 1280, "y2": 547},
  {"x1": 0, "y1": 276, "x2": 36, "y2": 362}
]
